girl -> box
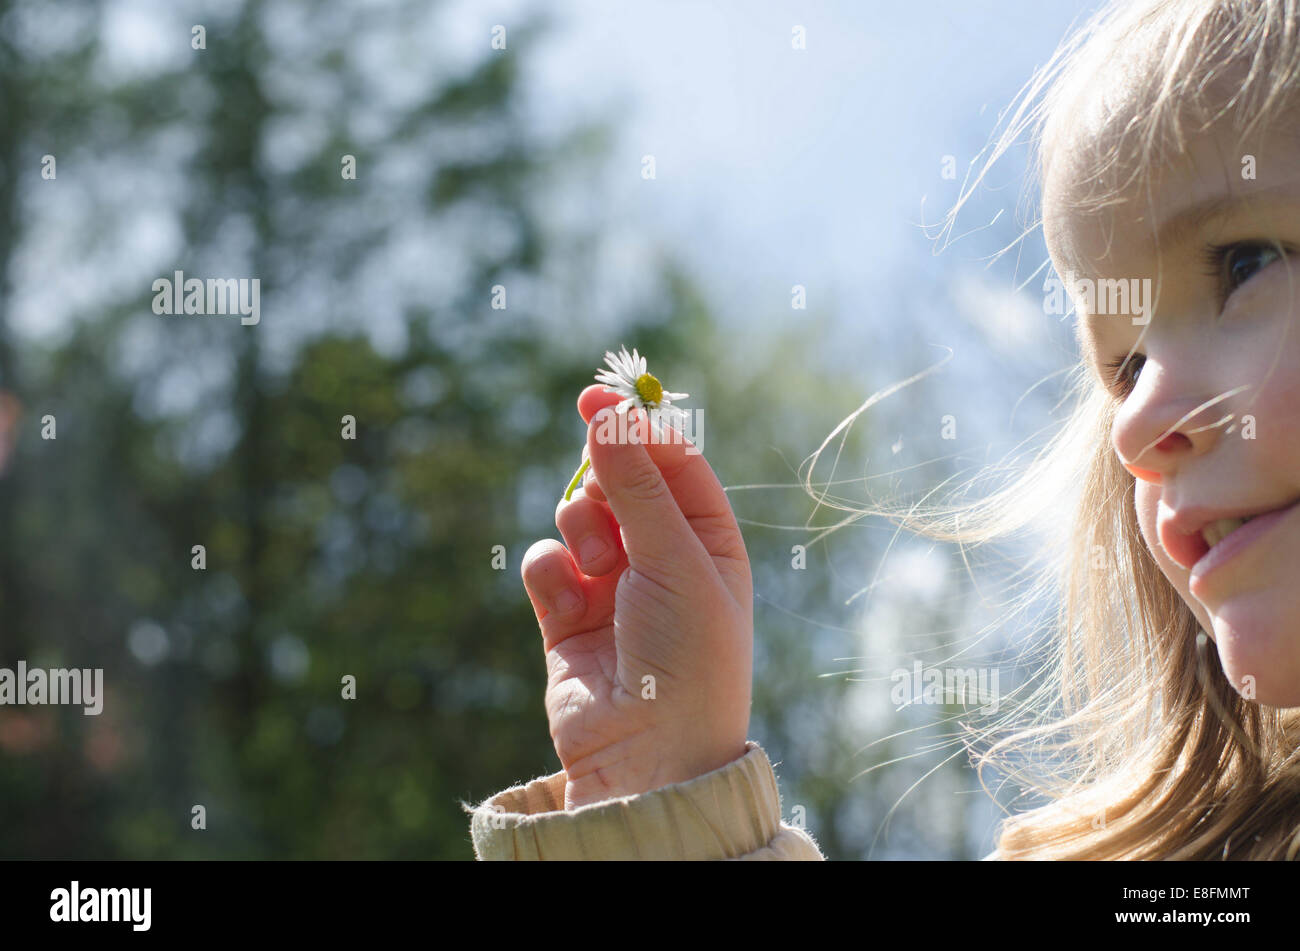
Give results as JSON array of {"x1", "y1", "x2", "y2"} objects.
[{"x1": 466, "y1": 0, "x2": 1300, "y2": 859}]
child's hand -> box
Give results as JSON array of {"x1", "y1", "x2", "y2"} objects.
[{"x1": 521, "y1": 384, "x2": 753, "y2": 809}]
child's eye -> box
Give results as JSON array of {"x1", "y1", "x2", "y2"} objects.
[
  {"x1": 1202, "y1": 240, "x2": 1285, "y2": 301},
  {"x1": 1102, "y1": 352, "x2": 1145, "y2": 396}
]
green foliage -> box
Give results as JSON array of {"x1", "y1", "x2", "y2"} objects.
[{"x1": 0, "y1": 0, "x2": 980, "y2": 861}]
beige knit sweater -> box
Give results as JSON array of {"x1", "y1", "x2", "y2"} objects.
[{"x1": 466, "y1": 740, "x2": 826, "y2": 860}]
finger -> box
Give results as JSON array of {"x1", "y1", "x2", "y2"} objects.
[
  {"x1": 555, "y1": 492, "x2": 624, "y2": 577},
  {"x1": 583, "y1": 405, "x2": 719, "y2": 583},
  {"x1": 578, "y1": 387, "x2": 712, "y2": 518},
  {"x1": 577, "y1": 442, "x2": 606, "y2": 502},
  {"x1": 578, "y1": 385, "x2": 747, "y2": 572},
  {"x1": 581, "y1": 450, "x2": 605, "y2": 502},
  {"x1": 520, "y1": 539, "x2": 589, "y2": 637}
]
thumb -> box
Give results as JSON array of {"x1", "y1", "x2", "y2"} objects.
[{"x1": 586, "y1": 405, "x2": 708, "y2": 582}]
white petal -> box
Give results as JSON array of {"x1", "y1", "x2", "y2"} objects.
[
  {"x1": 659, "y1": 410, "x2": 689, "y2": 432},
  {"x1": 603, "y1": 350, "x2": 630, "y2": 380}
]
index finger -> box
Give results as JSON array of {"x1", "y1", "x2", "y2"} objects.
[{"x1": 576, "y1": 384, "x2": 743, "y2": 563}]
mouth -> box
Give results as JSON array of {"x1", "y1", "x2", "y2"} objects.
[
  {"x1": 1199, "y1": 515, "x2": 1256, "y2": 549},
  {"x1": 1157, "y1": 498, "x2": 1300, "y2": 578}
]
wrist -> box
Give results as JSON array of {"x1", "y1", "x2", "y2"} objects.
[{"x1": 563, "y1": 739, "x2": 751, "y2": 809}]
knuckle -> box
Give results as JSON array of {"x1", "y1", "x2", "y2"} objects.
[
  {"x1": 555, "y1": 492, "x2": 586, "y2": 519},
  {"x1": 619, "y1": 462, "x2": 668, "y2": 504},
  {"x1": 555, "y1": 498, "x2": 596, "y2": 537}
]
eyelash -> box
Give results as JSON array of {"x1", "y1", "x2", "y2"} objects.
[
  {"x1": 1200, "y1": 239, "x2": 1288, "y2": 309},
  {"x1": 1102, "y1": 240, "x2": 1289, "y2": 397},
  {"x1": 1102, "y1": 352, "x2": 1145, "y2": 396}
]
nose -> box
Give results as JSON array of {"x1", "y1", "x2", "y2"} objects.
[{"x1": 1111, "y1": 358, "x2": 1223, "y2": 484}]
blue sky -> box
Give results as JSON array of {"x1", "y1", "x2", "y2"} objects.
[{"x1": 510, "y1": 0, "x2": 1100, "y2": 348}]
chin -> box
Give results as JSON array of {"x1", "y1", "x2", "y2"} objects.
[{"x1": 1209, "y1": 594, "x2": 1300, "y2": 708}]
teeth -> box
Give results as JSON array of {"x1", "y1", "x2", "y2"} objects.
[{"x1": 1202, "y1": 516, "x2": 1253, "y2": 548}]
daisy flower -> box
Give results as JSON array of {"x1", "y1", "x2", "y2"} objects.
[
  {"x1": 594, "y1": 346, "x2": 690, "y2": 433},
  {"x1": 564, "y1": 346, "x2": 690, "y2": 500}
]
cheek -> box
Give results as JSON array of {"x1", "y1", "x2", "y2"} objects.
[
  {"x1": 1248, "y1": 324, "x2": 1300, "y2": 446},
  {"x1": 1133, "y1": 481, "x2": 1163, "y2": 562},
  {"x1": 1233, "y1": 270, "x2": 1300, "y2": 435}
]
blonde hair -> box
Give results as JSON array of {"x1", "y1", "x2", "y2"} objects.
[{"x1": 811, "y1": 0, "x2": 1300, "y2": 859}]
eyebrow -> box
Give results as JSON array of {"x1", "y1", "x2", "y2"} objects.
[
  {"x1": 1150, "y1": 185, "x2": 1300, "y2": 253},
  {"x1": 1069, "y1": 185, "x2": 1300, "y2": 335},
  {"x1": 1074, "y1": 187, "x2": 1300, "y2": 366},
  {"x1": 1058, "y1": 185, "x2": 1300, "y2": 281}
]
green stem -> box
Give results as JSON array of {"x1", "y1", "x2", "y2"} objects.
[{"x1": 564, "y1": 458, "x2": 591, "y2": 501}]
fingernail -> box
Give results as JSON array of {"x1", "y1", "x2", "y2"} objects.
[
  {"x1": 578, "y1": 536, "x2": 608, "y2": 566},
  {"x1": 554, "y1": 588, "x2": 582, "y2": 613}
]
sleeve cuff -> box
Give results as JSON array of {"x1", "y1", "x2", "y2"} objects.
[{"x1": 465, "y1": 740, "x2": 825, "y2": 860}]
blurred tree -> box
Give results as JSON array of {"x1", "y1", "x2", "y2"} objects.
[
  {"x1": 0, "y1": 0, "x2": 633, "y2": 858},
  {"x1": 0, "y1": 0, "x2": 832, "y2": 860},
  {"x1": 0, "y1": 0, "x2": 983, "y2": 862}
]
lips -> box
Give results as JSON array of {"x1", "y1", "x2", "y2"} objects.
[{"x1": 1157, "y1": 499, "x2": 1300, "y2": 572}]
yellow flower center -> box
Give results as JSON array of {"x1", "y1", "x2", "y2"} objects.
[{"x1": 634, "y1": 372, "x2": 663, "y2": 406}]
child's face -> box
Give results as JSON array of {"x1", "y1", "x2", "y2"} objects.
[{"x1": 1043, "y1": 118, "x2": 1300, "y2": 708}]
